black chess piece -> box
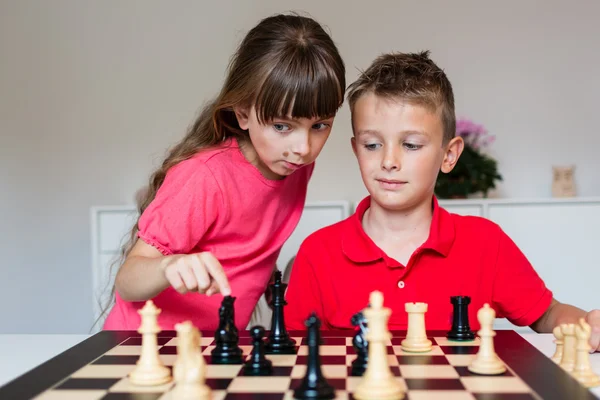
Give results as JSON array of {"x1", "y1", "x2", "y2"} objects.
[
  {"x1": 242, "y1": 325, "x2": 273, "y2": 376},
  {"x1": 293, "y1": 313, "x2": 335, "y2": 399},
  {"x1": 265, "y1": 270, "x2": 297, "y2": 354},
  {"x1": 211, "y1": 295, "x2": 244, "y2": 364},
  {"x1": 350, "y1": 311, "x2": 369, "y2": 376},
  {"x1": 447, "y1": 295, "x2": 475, "y2": 341}
]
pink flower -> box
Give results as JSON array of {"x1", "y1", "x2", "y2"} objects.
[{"x1": 455, "y1": 118, "x2": 495, "y2": 150}]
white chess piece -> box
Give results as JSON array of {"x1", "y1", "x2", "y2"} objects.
[
  {"x1": 401, "y1": 302, "x2": 432, "y2": 353},
  {"x1": 170, "y1": 321, "x2": 211, "y2": 399},
  {"x1": 572, "y1": 318, "x2": 600, "y2": 388},
  {"x1": 559, "y1": 323, "x2": 576, "y2": 372},
  {"x1": 354, "y1": 291, "x2": 405, "y2": 400},
  {"x1": 468, "y1": 303, "x2": 506, "y2": 375},
  {"x1": 129, "y1": 300, "x2": 172, "y2": 386},
  {"x1": 551, "y1": 325, "x2": 564, "y2": 364}
]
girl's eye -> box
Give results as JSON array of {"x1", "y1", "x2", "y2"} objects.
[
  {"x1": 404, "y1": 143, "x2": 422, "y2": 150},
  {"x1": 273, "y1": 123, "x2": 290, "y2": 132},
  {"x1": 312, "y1": 123, "x2": 330, "y2": 130}
]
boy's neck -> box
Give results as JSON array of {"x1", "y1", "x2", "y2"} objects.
[{"x1": 362, "y1": 196, "x2": 433, "y2": 255}]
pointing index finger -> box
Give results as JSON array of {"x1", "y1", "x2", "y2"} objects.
[{"x1": 201, "y1": 252, "x2": 231, "y2": 296}]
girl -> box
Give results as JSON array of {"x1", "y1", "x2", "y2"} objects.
[{"x1": 100, "y1": 13, "x2": 346, "y2": 331}]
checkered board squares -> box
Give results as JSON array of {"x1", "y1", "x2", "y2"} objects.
[
  {"x1": 31, "y1": 333, "x2": 548, "y2": 400},
  {"x1": 0, "y1": 329, "x2": 591, "y2": 400}
]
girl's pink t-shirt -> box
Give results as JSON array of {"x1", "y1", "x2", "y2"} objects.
[{"x1": 103, "y1": 138, "x2": 314, "y2": 331}]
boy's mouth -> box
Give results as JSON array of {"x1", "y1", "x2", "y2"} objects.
[
  {"x1": 376, "y1": 178, "x2": 408, "y2": 189},
  {"x1": 377, "y1": 178, "x2": 407, "y2": 184}
]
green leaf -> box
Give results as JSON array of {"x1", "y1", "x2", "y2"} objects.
[{"x1": 435, "y1": 144, "x2": 502, "y2": 199}]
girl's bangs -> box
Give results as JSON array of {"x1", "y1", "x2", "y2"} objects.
[{"x1": 253, "y1": 54, "x2": 344, "y2": 123}]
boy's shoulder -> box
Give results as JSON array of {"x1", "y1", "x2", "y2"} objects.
[
  {"x1": 446, "y1": 210, "x2": 499, "y2": 228},
  {"x1": 440, "y1": 207, "x2": 506, "y2": 247},
  {"x1": 300, "y1": 216, "x2": 352, "y2": 249}
]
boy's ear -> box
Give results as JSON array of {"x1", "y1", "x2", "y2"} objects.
[
  {"x1": 233, "y1": 106, "x2": 250, "y2": 130},
  {"x1": 351, "y1": 136, "x2": 358, "y2": 157},
  {"x1": 440, "y1": 136, "x2": 464, "y2": 173}
]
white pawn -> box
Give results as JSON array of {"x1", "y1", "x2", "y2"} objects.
[
  {"x1": 354, "y1": 291, "x2": 405, "y2": 400},
  {"x1": 572, "y1": 318, "x2": 600, "y2": 388},
  {"x1": 170, "y1": 321, "x2": 211, "y2": 399},
  {"x1": 551, "y1": 325, "x2": 564, "y2": 364},
  {"x1": 401, "y1": 303, "x2": 432, "y2": 353},
  {"x1": 468, "y1": 303, "x2": 506, "y2": 375},
  {"x1": 560, "y1": 323, "x2": 576, "y2": 372}
]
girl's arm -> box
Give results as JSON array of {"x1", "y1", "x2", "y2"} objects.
[{"x1": 115, "y1": 239, "x2": 231, "y2": 302}]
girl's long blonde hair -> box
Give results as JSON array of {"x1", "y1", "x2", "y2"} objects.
[{"x1": 94, "y1": 13, "x2": 346, "y2": 330}]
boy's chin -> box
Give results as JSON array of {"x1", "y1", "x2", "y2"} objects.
[{"x1": 369, "y1": 191, "x2": 431, "y2": 212}]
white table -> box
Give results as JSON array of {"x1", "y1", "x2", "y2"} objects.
[
  {"x1": 0, "y1": 334, "x2": 89, "y2": 387},
  {"x1": 519, "y1": 332, "x2": 600, "y2": 397},
  {"x1": 1, "y1": 333, "x2": 600, "y2": 397}
]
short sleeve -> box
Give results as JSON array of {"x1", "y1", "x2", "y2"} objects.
[
  {"x1": 284, "y1": 245, "x2": 325, "y2": 330},
  {"x1": 491, "y1": 228, "x2": 553, "y2": 327},
  {"x1": 137, "y1": 159, "x2": 222, "y2": 255}
]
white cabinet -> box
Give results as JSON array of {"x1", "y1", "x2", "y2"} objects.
[
  {"x1": 439, "y1": 197, "x2": 600, "y2": 332},
  {"x1": 90, "y1": 197, "x2": 600, "y2": 333},
  {"x1": 90, "y1": 207, "x2": 138, "y2": 331}
]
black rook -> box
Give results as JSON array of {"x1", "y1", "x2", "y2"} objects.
[{"x1": 447, "y1": 295, "x2": 475, "y2": 341}]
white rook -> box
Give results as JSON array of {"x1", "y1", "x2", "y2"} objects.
[{"x1": 401, "y1": 302, "x2": 432, "y2": 353}]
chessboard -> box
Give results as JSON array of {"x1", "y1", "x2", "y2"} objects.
[{"x1": 0, "y1": 328, "x2": 597, "y2": 400}]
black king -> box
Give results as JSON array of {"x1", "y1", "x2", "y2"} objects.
[{"x1": 264, "y1": 270, "x2": 297, "y2": 354}]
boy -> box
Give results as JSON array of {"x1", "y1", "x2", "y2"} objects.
[{"x1": 284, "y1": 51, "x2": 600, "y2": 351}]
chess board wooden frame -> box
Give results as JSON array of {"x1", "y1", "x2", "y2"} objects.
[{"x1": 0, "y1": 330, "x2": 597, "y2": 400}]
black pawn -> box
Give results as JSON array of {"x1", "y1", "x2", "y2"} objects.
[
  {"x1": 350, "y1": 311, "x2": 369, "y2": 376},
  {"x1": 293, "y1": 313, "x2": 335, "y2": 399},
  {"x1": 265, "y1": 270, "x2": 297, "y2": 354},
  {"x1": 447, "y1": 295, "x2": 475, "y2": 341},
  {"x1": 242, "y1": 325, "x2": 273, "y2": 376},
  {"x1": 211, "y1": 295, "x2": 244, "y2": 364}
]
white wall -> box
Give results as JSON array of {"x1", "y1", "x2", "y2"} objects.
[{"x1": 1, "y1": 0, "x2": 599, "y2": 333}]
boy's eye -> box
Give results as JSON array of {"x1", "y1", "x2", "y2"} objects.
[
  {"x1": 404, "y1": 143, "x2": 422, "y2": 150},
  {"x1": 364, "y1": 143, "x2": 381, "y2": 150}
]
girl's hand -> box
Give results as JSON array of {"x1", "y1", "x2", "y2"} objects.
[{"x1": 161, "y1": 252, "x2": 231, "y2": 297}]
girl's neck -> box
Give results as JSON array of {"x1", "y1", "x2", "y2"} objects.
[{"x1": 236, "y1": 136, "x2": 282, "y2": 181}]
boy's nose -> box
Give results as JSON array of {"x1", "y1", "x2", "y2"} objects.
[{"x1": 382, "y1": 150, "x2": 400, "y2": 171}]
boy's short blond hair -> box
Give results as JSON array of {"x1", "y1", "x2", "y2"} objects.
[{"x1": 347, "y1": 51, "x2": 456, "y2": 145}]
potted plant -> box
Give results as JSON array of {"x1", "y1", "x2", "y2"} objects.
[{"x1": 435, "y1": 118, "x2": 502, "y2": 199}]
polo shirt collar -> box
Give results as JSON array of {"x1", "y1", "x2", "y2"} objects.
[{"x1": 342, "y1": 195, "x2": 455, "y2": 264}]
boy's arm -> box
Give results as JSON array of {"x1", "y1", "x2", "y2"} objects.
[
  {"x1": 530, "y1": 298, "x2": 600, "y2": 352},
  {"x1": 491, "y1": 229, "x2": 554, "y2": 329},
  {"x1": 284, "y1": 247, "x2": 325, "y2": 330},
  {"x1": 490, "y1": 226, "x2": 600, "y2": 352}
]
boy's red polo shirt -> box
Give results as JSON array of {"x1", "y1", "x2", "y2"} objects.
[{"x1": 284, "y1": 196, "x2": 552, "y2": 332}]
